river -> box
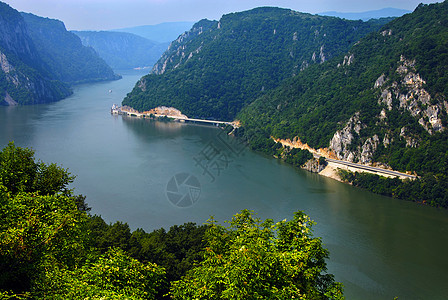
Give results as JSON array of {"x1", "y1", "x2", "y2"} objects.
[{"x1": 1, "y1": 69, "x2": 447, "y2": 299}]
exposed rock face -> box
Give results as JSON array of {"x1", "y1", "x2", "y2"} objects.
[
  {"x1": 329, "y1": 55, "x2": 447, "y2": 166},
  {"x1": 4, "y1": 92, "x2": 17, "y2": 105},
  {"x1": 0, "y1": 2, "x2": 72, "y2": 105},
  {"x1": 329, "y1": 112, "x2": 364, "y2": 162},
  {"x1": 377, "y1": 56, "x2": 445, "y2": 134},
  {"x1": 302, "y1": 158, "x2": 326, "y2": 173},
  {"x1": 0, "y1": 52, "x2": 14, "y2": 73},
  {"x1": 319, "y1": 45, "x2": 326, "y2": 63},
  {"x1": 338, "y1": 53, "x2": 354, "y2": 67},
  {"x1": 151, "y1": 20, "x2": 217, "y2": 75},
  {"x1": 360, "y1": 135, "x2": 380, "y2": 164}
]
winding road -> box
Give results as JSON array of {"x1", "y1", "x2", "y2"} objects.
[{"x1": 319, "y1": 155, "x2": 416, "y2": 179}]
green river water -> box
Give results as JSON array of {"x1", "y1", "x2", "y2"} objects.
[{"x1": 1, "y1": 69, "x2": 447, "y2": 299}]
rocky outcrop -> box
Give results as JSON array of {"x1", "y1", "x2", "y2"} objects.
[
  {"x1": 359, "y1": 135, "x2": 380, "y2": 164},
  {"x1": 151, "y1": 19, "x2": 217, "y2": 75},
  {"x1": 0, "y1": 2, "x2": 72, "y2": 105},
  {"x1": 329, "y1": 55, "x2": 447, "y2": 165},
  {"x1": 338, "y1": 53, "x2": 354, "y2": 67},
  {"x1": 329, "y1": 112, "x2": 364, "y2": 162},
  {"x1": 377, "y1": 56, "x2": 446, "y2": 134},
  {"x1": 302, "y1": 158, "x2": 326, "y2": 173}
]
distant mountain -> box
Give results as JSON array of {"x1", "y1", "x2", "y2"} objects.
[
  {"x1": 112, "y1": 22, "x2": 195, "y2": 43},
  {"x1": 319, "y1": 7, "x2": 410, "y2": 21},
  {"x1": 73, "y1": 30, "x2": 167, "y2": 70},
  {"x1": 22, "y1": 13, "x2": 120, "y2": 84},
  {"x1": 123, "y1": 7, "x2": 388, "y2": 120},
  {"x1": 238, "y1": 2, "x2": 448, "y2": 207},
  {"x1": 0, "y1": 2, "x2": 71, "y2": 105}
]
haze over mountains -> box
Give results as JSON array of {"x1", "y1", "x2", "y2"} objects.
[
  {"x1": 0, "y1": 1, "x2": 118, "y2": 105},
  {"x1": 112, "y1": 22, "x2": 195, "y2": 44},
  {"x1": 73, "y1": 22, "x2": 195, "y2": 70},
  {"x1": 319, "y1": 7, "x2": 411, "y2": 20},
  {"x1": 73, "y1": 31, "x2": 164, "y2": 70}
]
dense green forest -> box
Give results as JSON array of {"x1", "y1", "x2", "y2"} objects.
[
  {"x1": 22, "y1": 13, "x2": 120, "y2": 84},
  {"x1": 0, "y1": 1, "x2": 120, "y2": 106},
  {"x1": 0, "y1": 143, "x2": 343, "y2": 299},
  {"x1": 0, "y1": 2, "x2": 71, "y2": 105},
  {"x1": 123, "y1": 7, "x2": 389, "y2": 120},
  {"x1": 236, "y1": 2, "x2": 448, "y2": 208}
]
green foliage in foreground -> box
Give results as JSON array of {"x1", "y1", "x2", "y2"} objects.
[
  {"x1": 171, "y1": 210, "x2": 343, "y2": 300},
  {"x1": 0, "y1": 143, "x2": 343, "y2": 299},
  {"x1": 36, "y1": 248, "x2": 166, "y2": 300}
]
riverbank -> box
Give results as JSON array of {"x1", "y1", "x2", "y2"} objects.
[{"x1": 272, "y1": 136, "x2": 416, "y2": 182}]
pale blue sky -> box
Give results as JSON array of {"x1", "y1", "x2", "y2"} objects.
[{"x1": 2, "y1": 0, "x2": 439, "y2": 30}]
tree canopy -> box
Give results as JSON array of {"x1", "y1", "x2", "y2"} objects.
[
  {"x1": 171, "y1": 210, "x2": 343, "y2": 299},
  {"x1": 0, "y1": 143, "x2": 342, "y2": 299}
]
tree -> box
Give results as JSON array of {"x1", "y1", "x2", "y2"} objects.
[
  {"x1": 171, "y1": 210, "x2": 344, "y2": 299},
  {"x1": 0, "y1": 190, "x2": 89, "y2": 296},
  {"x1": 0, "y1": 142, "x2": 75, "y2": 196},
  {"x1": 0, "y1": 142, "x2": 37, "y2": 194},
  {"x1": 35, "y1": 248, "x2": 166, "y2": 300}
]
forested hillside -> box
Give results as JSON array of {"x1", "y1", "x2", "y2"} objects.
[
  {"x1": 22, "y1": 13, "x2": 120, "y2": 84},
  {"x1": 0, "y1": 2, "x2": 71, "y2": 105},
  {"x1": 73, "y1": 30, "x2": 165, "y2": 69},
  {"x1": 237, "y1": 2, "x2": 448, "y2": 208},
  {"x1": 0, "y1": 1, "x2": 121, "y2": 105},
  {"x1": 122, "y1": 7, "x2": 388, "y2": 120}
]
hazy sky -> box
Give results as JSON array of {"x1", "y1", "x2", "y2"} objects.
[{"x1": 2, "y1": 0, "x2": 439, "y2": 30}]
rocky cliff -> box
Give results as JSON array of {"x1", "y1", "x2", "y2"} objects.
[
  {"x1": 22, "y1": 13, "x2": 120, "y2": 84},
  {"x1": 0, "y1": 2, "x2": 71, "y2": 105},
  {"x1": 329, "y1": 54, "x2": 447, "y2": 166}
]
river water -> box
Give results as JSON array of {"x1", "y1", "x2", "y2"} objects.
[{"x1": 1, "y1": 69, "x2": 447, "y2": 299}]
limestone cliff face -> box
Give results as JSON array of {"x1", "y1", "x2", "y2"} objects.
[
  {"x1": 0, "y1": 2, "x2": 72, "y2": 105},
  {"x1": 0, "y1": 3, "x2": 40, "y2": 65},
  {"x1": 302, "y1": 158, "x2": 326, "y2": 173},
  {"x1": 328, "y1": 55, "x2": 447, "y2": 165},
  {"x1": 151, "y1": 19, "x2": 217, "y2": 75},
  {"x1": 329, "y1": 113, "x2": 363, "y2": 162},
  {"x1": 379, "y1": 56, "x2": 446, "y2": 133},
  {"x1": 0, "y1": 46, "x2": 71, "y2": 105}
]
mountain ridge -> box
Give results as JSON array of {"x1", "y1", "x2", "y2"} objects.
[
  {"x1": 237, "y1": 2, "x2": 448, "y2": 207},
  {"x1": 73, "y1": 30, "x2": 165, "y2": 70},
  {"x1": 319, "y1": 7, "x2": 411, "y2": 20},
  {"x1": 112, "y1": 22, "x2": 195, "y2": 43},
  {"x1": 22, "y1": 12, "x2": 120, "y2": 84},
  {"x1": 0, "y1": 2, "x2": 71, "y2": 105},
  {"x1": 123, "y1": 7, "x2": 389, "y2": 120},
  {"x1": 0, "y1": 0, "x2": 120, "y2": 106}
]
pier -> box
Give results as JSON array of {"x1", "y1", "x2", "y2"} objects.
[{"x1": 111, "y1": 105, "x2": 238, "y2": 128}]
